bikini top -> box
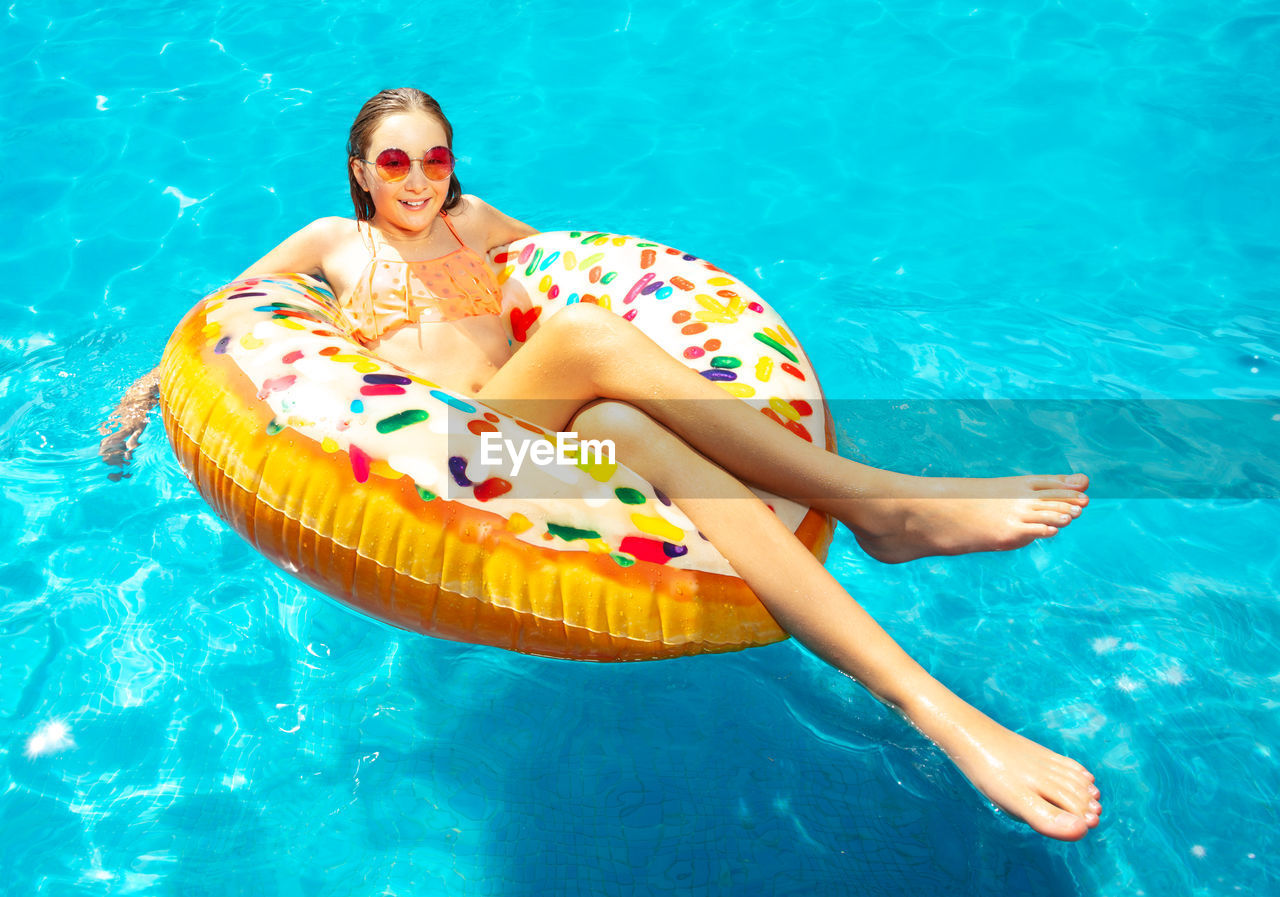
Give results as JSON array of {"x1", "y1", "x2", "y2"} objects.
[{"x1": 343, "y1": 211, "x2": 504, "y2": 343}]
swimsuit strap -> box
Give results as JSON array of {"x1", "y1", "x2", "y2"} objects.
[{"x1": 438, "y1": 210, "x2": 467, "y2": 250}]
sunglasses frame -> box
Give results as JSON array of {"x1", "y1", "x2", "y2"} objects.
[{"x1": 361, "y1": 146, "x2": 456, "y2": 183}]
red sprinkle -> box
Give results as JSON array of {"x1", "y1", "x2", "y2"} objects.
[
  {"x1": 683, "y1": 346, "x2": 705, "y2": 359},
  {"x1": 360, "y1": 384, "x2": 406, "y2": 396},
  {"x1": 474, "y1": 477, "x2": 512, "y2": 502},
  {"x1": 281, "y1": 350, "x2": 303, "y2": 364},
  {"x1": 349, "y1": 444, "x2": 371, "y2": 483},
  {"x1": 618, "y1": 536, "x2": 670, "y2": 565},
  {"x1": 791, "y1": 399, "x2": 813, "y2": 416},
  {"x1": 781, "y1": 362, "x2": 806, "y2": 380}
]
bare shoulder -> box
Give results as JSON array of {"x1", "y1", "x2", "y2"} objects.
[
  {"x1": 236, "y1": 216, "x2": 362, "y2": 282},
  {"x1": 454, "y1": 194, "x2": 538, "y2": 251}
]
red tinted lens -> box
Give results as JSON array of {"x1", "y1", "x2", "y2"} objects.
[
  {"x1": 374, "y1": 148, "x2": 412, "y2": 181},
  {"x1": 422, "y1": 146, "x2": 455, "y2": 181}
]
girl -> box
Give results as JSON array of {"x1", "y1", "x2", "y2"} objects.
[{"x1": 102, "y1": 88, "x2": 1100, "y2": 840}]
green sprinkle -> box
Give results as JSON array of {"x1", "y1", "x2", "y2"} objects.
[
  {"x1": 415, "y1": 486, "x2": 437, "y2": 502},
  {"x1": 601, "y1": 271, "x2": 617, "y2": 284},
  {"x1": 569, "y1": 231, "x2": 582, "y2": 238},
  {"x1": 524, "y1": 247, "x2": 543, "y2": 277},
  {"x1": 610, "y1": 552, "x2": 636, "y2": 568},
  {"x1": 709, "y1": 356, "x2": 742, "y2": 369},
  {"x1": 547, "y1": 522, "x2": 603, "y2": 542},
  {"x1": 376, "y1": 409, "x2": 429, "y2": 434},
  {"x1": 266, "y1": 419, "x2": 284, "y2": 435},
  {"x1": 752, "y1": 332, "x2": 798, "y2": 363},
  {"x1": 614, "y1": 487, "x2": 646, "y2": 505},
  {"x1": 635, "y1": 242, "x2": 657, "y2": 248}
]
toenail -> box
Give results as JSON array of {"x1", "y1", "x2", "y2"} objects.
[{"x1": 1059, "y1": 514, "x2": 1070, "y2": 524}]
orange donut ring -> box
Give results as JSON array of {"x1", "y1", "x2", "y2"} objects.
[{"x1": 160, "y1": 232, "x2": 835, "y2": 660}]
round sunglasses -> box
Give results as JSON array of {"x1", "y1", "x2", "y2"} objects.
[{"x1": 361, "y1": 146, "x2": 455, "y2": 182}]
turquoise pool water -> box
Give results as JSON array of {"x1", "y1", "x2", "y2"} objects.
[{"x1": 3, "y1": 1, "x2": 1278, "y2": 894}]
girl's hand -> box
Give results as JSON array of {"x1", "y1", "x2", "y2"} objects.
[{"x1": 99, "y1": 368, "x2": 160, "y2": 480}]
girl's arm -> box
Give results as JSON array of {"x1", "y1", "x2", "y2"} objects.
[{"x1": 234, "y1": 216, "x2": 347, "y2": 281}]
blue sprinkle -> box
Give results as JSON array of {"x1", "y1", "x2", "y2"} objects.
[
  {"x1": 640, "y1": 280, "x2": 664, "y2": 295},
  {"x1": 430, "y1": 390, "x2": 476, "y2": 413},
  {"x1": 681, "y1": 254, "x2": 697, "y2": 261},
  {"x1": 700, "y1": 369, "x2": 738, "y2": 381},
  {"x1": 539, "y1": 251, "x2": 560, "y2": 271},
  {"x1": 364, "y1": 373, "x2": 412, "y2": 385},
  {"x1": 228, "y1": 291, "x2": 268, "y2": 301},
  {"x1": 654, "y1": 487, "x2": 671, "y2": 506},
  {"x1": 214, "y1": 336, "x2": 230, "y2": 354},
  {"x1": 449, "y1": 456, "x2": 472, "y2": 487},
  {"x1": 663, "y1": 542, "x2": 689, "y2": 558},
  {"x1": 350, "y1": 399, "x2": 364, "y2": 413},
  {"x1": 567, "y1": 293, "x2": 580, "y2": 304},
  {"x1": 656, "y1": 286, "x2": 673, "y2": 300}
]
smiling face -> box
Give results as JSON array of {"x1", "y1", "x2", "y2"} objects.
[{"x1": 349, "y1": 111, "x2": 453, "y2": 238}]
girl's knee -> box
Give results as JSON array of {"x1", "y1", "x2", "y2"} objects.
[
  {"x1": 541, "y1": 301, "x2": 632, "y2": 345},
  {"x1": 569, "y1": 400, "x2": 659, "y2": 446}
]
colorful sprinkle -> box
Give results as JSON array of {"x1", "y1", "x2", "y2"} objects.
[
  {"x1": 601, "y1": 271, "x2": 617, "y2": 285},
  {"x1": 360, "y1": 384, "x2": 406, "y2": 397},
  {"x1": 517, "y1": 242, "x2": 534, "y2": 264},
  {"x1": 265, "y1": 418, "x2": 284, "y2": 435},
  {"x1": 429, "y1": 390, "x2": 477, "y2": 413},
  {"x1": 781, "y1": 362, "x2": 806, "y2": 381},
  {"x1": 655, "y1": 286, "x2": 673, "y2": 300},
  {"x1": 710, "y1": 356, "x2": 741, "y2": 369},
  {"x1": 281, "y1": 350, "x2": 303, "y2": 364},
  {"x1": 240, "y1": 333, "x2": 265, "y2": 350},
  {"x1": 703, "y1": 339, "x2": 722, "y2": 351},
  {"x1": 614, "y1": 487, "x2": 646, "y2": 505},
  {"x1": 748, "y1": 301, "x2": 764, "y2": 313},
  {"x1": 617, "y1": 536, "x2": 671, "y2": 565},
  {"x1": 467, "y1": 419, "x2": 499, "y2": 436},
  {"x1": 416, "y1": 486, "x2": 438, "y2": 502},
  {"x1": 539, "y1": 251, "x2": 560, "y2": 271},
  {"x1": 717, "y1": 382, "x2": 756, "y2": 398},
  {"x1": 449, "y1": 456, "x2": 472, "y2": 487},
  {"x1": 756, "y1": 356, "x2": 774, "y2": 381},
  {"x1": 364, "y1": 373, "x2": 411, "y2": 385},
  {"x1": 506, "y1": 512, "x2": 532, "y2": 533},
  {"x1": 257, "y1": 375, "x2": 296, "y2": 399},
  {"x1": 700, "y1": 369, "x2": 737, "y2": 381},
  {"x1": 610, "y1": 552, "x2": 637, "y2": 568},
  {"x1": 376, "y1": 409, "x2": 429, "y2": 434},
  {"x1": 681, "y1": 323, "x2": 708, "y2": 335},
  {"x1": 474, "y1": 477, "x2": 512, "y2": 502},
  {"x1": 630, "y1": 512, "x2": 685, "y2": 542},
  {"x1": 672, "y1": 310, "x2": 692, "y2": 324},
  {"x1": 349, "y1": 444, "x2": 371, "y2": 482},
  {"x1": 510, "y1": 306, "x2": 542, "y2": 342},
  {"x1": 350, "y1": 399, "x2": 364, "y2": 414},
  {"x1": 663, "y1": 542, "x2": 689, "y2": 559},
  {"x1": 214, "y1": 336, "x2": 230, "y2": 354},
  {"x1": 623, "y1": 309, "x2": 638, "y2": 322},
  {"x1": 683, "y1": 346, "x2": 705, "y2": 359},
  {"x1": 548, "y1": 522, "x2": 603, "y2": 542},
  {"x1": 670, "y1": 276, "x2": 695, "y2": 291},
  {"x1": 753, "y1": 331, "x2": 799, "y2": 362},
  {"x1": 791, "y1": 399, "x2": 813, "y2": 416}
]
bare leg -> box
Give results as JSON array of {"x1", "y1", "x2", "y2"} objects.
[
  {"x1": 478, "y1": 304, "x2": 1089, "y2": 563},
  {"x1": 570, "y1": 400, "x2": 1102, "y2": 840}
]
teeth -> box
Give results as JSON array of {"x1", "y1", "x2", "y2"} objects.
[{"x1": 402, "y1": 200, "x2": 427, "y2": 208}]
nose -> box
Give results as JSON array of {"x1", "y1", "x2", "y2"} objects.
[{"x1": 403, "y1": 159, "x2": 432, "y2": 191}]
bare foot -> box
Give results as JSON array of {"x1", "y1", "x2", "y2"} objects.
[
  {"x1": 905, "y1": 695, "x2": 1102, "y2": 841},
  {"x1": 842, "y1": 474, "x2": 1090, "y2": 564}
]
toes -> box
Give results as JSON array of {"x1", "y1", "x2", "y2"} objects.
[
  {"x1": 1034, "y1": 500, "x2": 1082, "y2": 518},
  {"x1": 1027, "y1": 799, "x2": 1089, "y2": 841},
  {"x1": 1028, "y1": 510, "x2": 1069, "y2": 528},
  {"x1": 1032, "y1": 474, "x2": 1088, "y2": 492},
  {"x1": 1034, "y1": 488, "x2": 1090, "y2": 505}
]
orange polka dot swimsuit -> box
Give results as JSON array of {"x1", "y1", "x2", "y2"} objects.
[{"x1": 344, "y1": 211, "x2": 504, "y2": 343}]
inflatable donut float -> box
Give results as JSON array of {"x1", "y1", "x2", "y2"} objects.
[{"x1": 159, "y1": 231, "x2": 835, "y2": 661}]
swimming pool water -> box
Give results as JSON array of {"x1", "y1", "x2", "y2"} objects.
[{"x1": 2, "y1": 1, "x2": 1278, "y2": 894}]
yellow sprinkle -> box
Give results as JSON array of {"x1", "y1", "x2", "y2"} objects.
[
  {"x1": 576, "y1": 454, "x2": 618, "y2": 482},
  {"x1": 496, "y1": 265, "x2": 514, "y2": 284},
  {"x1": 539, "y1": 274, "x2": 553, "y2": 293},
  {"x1": 285, "y1": 416, "x2": 315, "y2": 428},
  {"x1": 631, "y1": 512, "x2": 685, "y2": 543},
  {"x1": 506, "y1": 513, "x2": 533, "y2": 534},
  {"x1": 769, "y1": 397, "x2": 800, "y2": 421},
  {"x1": 579, "y1": 252, "x2": 604, "y2": 270},
  {"x1": 585, "y1": 538, "x2": 611, "y2": 554},
  {"x1": 694, "y1": 311, "x2": 736, "y2": 323},
  {"x1": 204, "y1": 300, "x2": 225, "y2": 313},
  {"x1": 611, "y1": 236, "x2": 627, "y2": 246},
  {"x1": 755, "y1": 356, "x2": 774, "y2": 382},
  {"x1": 404, "y1": 373, "x2": 437, "y2": 387},
  {"x1": 273, "y1": 317, "x2": 306, "y2": 330},
  {"x1": 718, "y1": 382, "x2": 756, "y2": 398},
  {"x1": 695, "y1": 294, "x2": 729, "y2": 313},
  {"x1": 331, "y1": 353, "x2": 364, "y2": 363},
  {"x1": 562, "y1": 251, "x2": 577, "y2": 270},
  {"x1": 239, "y1": 333, "x2": 264, "y2": 350},
  {"x1": 321, "y1": 437, "x2": 340, "y2": 453},
  {"x1": 202, "y1": 321, "x2": 222, "y2": 337},
  {"x1": 596, "y1": 295, "x2": 611, "y2": 310},
  {"x1": 707, "y1": 276, "x2": 735, "y2": 286},
  {"x1": 353, "y1": 361, "x2": 380, "y2": 373},
  {"x1": 765, "y1": 325, "x2": 798, "y2": 348}
]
